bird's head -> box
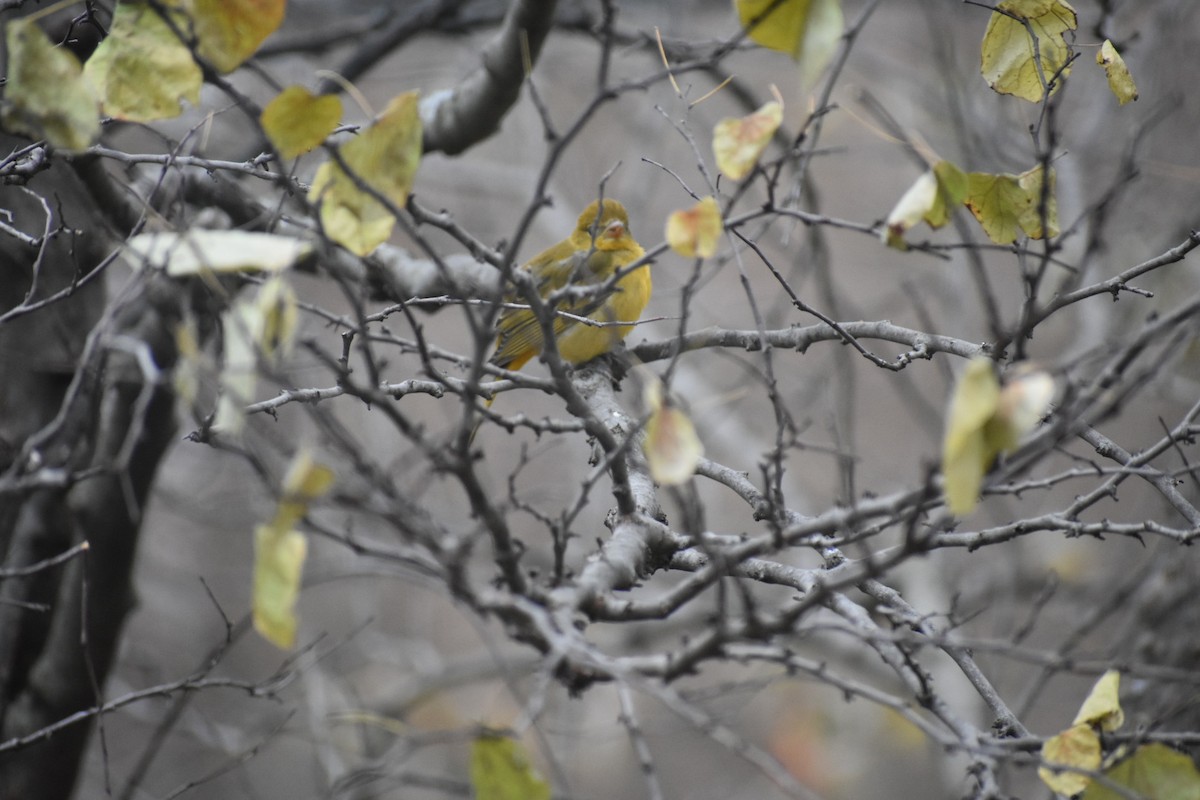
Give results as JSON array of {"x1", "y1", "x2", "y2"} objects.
[{"x1": 576, "y1": 199, "x2": 636, "y2": 252}]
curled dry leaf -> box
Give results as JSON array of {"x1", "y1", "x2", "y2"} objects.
[
  {"x1": 1096, "y1": 39, "x2": 1138, "y2": 105},
  {"x1": 666, "y1": 196, "x2": 722, "y2": 258},
  {"x1": 713, "y1": 100, "x2": 783, "y2": 181}
]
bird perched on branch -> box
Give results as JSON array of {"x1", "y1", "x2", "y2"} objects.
[
  {"x1": 490, "y1": 197, "x2": 649, "y2": 374},
  {"x1": 473, "y1": 198, "x2": 649, "y2": 437}
]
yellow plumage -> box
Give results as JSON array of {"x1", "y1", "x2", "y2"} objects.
[{"x1": 489, "y1": 198, "x2": 650, "y2": 373}]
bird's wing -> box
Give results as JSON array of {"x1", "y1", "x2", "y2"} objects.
[{"x1": 490, "y1": 249, "x2": 615, "y2": 368}]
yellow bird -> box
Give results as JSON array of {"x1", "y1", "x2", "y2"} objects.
[{"x1": 489, "y1": 198, "x2": 650, "y2": 375}]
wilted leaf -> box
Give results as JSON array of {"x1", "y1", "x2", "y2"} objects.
[
  {"x1": 942, "y1": 357, "x2": 1001, "y2": 516},
  {"x1": 1017, "y1": 165, "x2": 1059, "y2": 239},
  {"x1": 2, "y1": 19, "x2": 99, "y2": 151},
  {"x1": 83, "y1": 2, "x2": 202, "y2": 122},
  {"x1": 262, "y1": 86, "x2": 342, "y2": 159},
  {"x1": 308, "y1": 91, "x2": 423, "y2": 255},
  {"x1": 126, "y1": 230, "x2": 313, "y2": 276},
  {"x1": 187, "y1": 0, "x2": 285, "y2": 73},
  {"x1": 644, "y1": 405, "x2": 704, "y2": 487},
  {"x1": 965, "y1": 171, "x2": 1031, "y2": 245},
  {"x1": 1096, "y1": 39, "x2": 1138, "y2": 106},
  {"x1": 470, "y1": 734, "x2": 551, "y2": 800},
  {"x1": 882, "y1": 171, "x2": 937, "y2": 250},
  {"x1": 713, "y1": 100, "x2": 783, "y2": 181},
  {"x1": 980, "y1": 0, "x2": 1077, "y2": 103},
  {"x1": 882, "y1": 161, "x2": 968, "y2": 250},
  {"x1": 734, "y1": 0, "x2": 843, "y2": 87},
  {"x1": 1073, "y1": 670, "x2": 1124, "y2": 733},
  {"x1": 1039, "y1": 723, "x2": 1101, "y2": 798},
  {"x1": 253, "y1": 523, "x2": 307, "y2": 649},
  {"x1": 666, "y1": 196, "x2": 722, "y2": 258},
  {"x1": 1082, "y1": 743, "x2": 1200, "y2": 800}
]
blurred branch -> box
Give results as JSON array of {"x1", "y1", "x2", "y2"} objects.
[{"x1": 421, "y1": 0, "x2": 559, "y2": 155}]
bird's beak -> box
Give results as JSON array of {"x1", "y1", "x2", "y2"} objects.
[{"x1": 603, "y1": 220, "x2": 626, "y2": 239}]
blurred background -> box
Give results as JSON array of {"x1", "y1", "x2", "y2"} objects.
[{"x1": 21, "y1": 0, "x2": 1196, "y2": 797}]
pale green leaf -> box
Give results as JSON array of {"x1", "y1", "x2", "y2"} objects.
[
  {"x1": 712, "y1": 100, "x2": 782, "y2": 181},
  {"x1": 980, "y1": 0, "x2": 1077, "y2": 103},
  {"x1": 734, "y1": 0, "x2": 843, "y2": 87},
  {"x1": 928, "y1": 160, "x2": 969, "y2": 228},
  {"x1": 965, "y1": 171, "x2": 1031, "y2": 245},
  {"x1": 1017, "y1": 165, "x2": 1059, "y2": 240},
  {"x1": 470, "y1": 735, "x2": 551, "y2": 800},
  {"x1": 942, "y1": 357, "x2": 1001, "y2": 515},
  {"x1": 1073, "y1": 670, "x2": 1124, "y2": 733},
  {"x1": 253, "y1": 524, "x2": 307, "y2": 649},
  {"x1": 83, "y1": 2, "x2": 202, "y2": 122},
  {"x1": 1082, "y1": 743, "x2": 1200, "y2": 800},
  {"x1": 1039, "y1": 723, "x2": 1101, "y2": 798},
  {"x1": 2, "y1": 19, "x2": 99, "y2": 151},
  {"x1": 1096, "y1": 39, "x2": 1138, "y2": 106},
  {"x1": 308, "y1": 91, "x2": 423, "y2": 255}
]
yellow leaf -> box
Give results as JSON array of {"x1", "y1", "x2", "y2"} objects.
[
  {"x1": 186, "y1": 0, "x2": 284, "y2": 73},
  {"x1": 251, "y1": 449, "x2": 332, "y2": 649},
  {"x1": 1082, "y1": 743, "x2": 1200, "y2": 800},
  {"x1": 942, "y1": 357, "x2": 1001, "y2": 516},
  {"x1": 965, "y1": 171, "x2": 1031, "y2": 245},
  {"x1": 734, "y1": 0, "x2": 843, "y2": 87},
  {"x1": 1039, "y1": 723, "x2": 1101, "y2": 798},
  {"x1": 1096, "y1": 39, "x2": 1138, "y2": 106},
  {"x1": 253, "y1": 523, "x2": 307, "y2": 649},
  {"x1": 712, "y1": 100, "x2": 783, "y2": 181},
  {"x1": 470, "y1": 734, "x2": 551, "y2": 800},
  {"x1": 125, "y1": 230, "x2": 313, "y2": 276},
  {"x1": 2, "y1": 19, "x2": 99, "y2": 151},
  {"x1": 666, "y1": 196, "x2": 722, "y2": 258},
  {"x1": 261, "y1": 86, "x2": 342, "y2": 159},
  {"x1": 1073, "y1": 670, "x2": 1124, "y2": 733},
  {"x1": 643, "y1": 383, "x2": 704, "y2": 486},
  {"x1": 308, "y1": 91, "x2": 423, "y2": 255},
  {"x1": 980, "y1": 0, "x2": 1077, "y2": 103},
  {"x1": 83, "y1": 2, "x2": 202, "y2": 122},
  {"x1": 1017, "y1": 165, "x2": 1059, "y2": 240}
]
